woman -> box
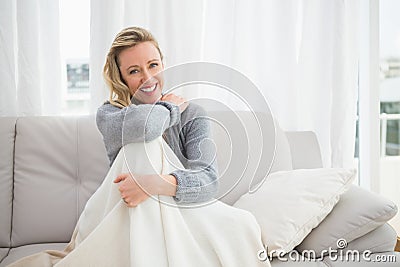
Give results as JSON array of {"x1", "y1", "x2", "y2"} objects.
[
  {"x1": 8, "y1": 27, "x2": 269, "y2": 267},
  {"x1": 96, "y1": 26, "x2": 218, "y2": 207}
]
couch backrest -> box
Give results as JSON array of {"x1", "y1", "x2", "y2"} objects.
[
  {"x1": 0, "y1": 114, "x2": 321, "y2": 247},
  {"x1": 285, "y1": 131, "x2": 323, "y2": 169},
  {"x1": 10, "y1": 116, "x2": 109, "y2": 247},
  {"x1": 208, "y1": 111, "x2": 293, "y2": 205}
]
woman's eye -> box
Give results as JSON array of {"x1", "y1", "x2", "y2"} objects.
[
  {"x1": 129, "y1": 69, "x2": 139, "y2": 75},
  {"x1": 149, "y1": 63, "x2": 159, "y2": 68}
]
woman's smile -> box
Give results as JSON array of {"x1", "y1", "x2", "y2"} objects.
[{"x1": 139, "y1": 83, "x2": 158, "y2": 94}]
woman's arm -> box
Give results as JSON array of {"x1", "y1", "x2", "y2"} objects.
[
  {"x1": 113, "y1": 104, "x2": 219, "y2": 206},
  {"x1": 96, "y1": 101, "x2": 180, "y2": 164},
  {"x1": 170, "y1": 105, "x2": 219, "y2": 204}
]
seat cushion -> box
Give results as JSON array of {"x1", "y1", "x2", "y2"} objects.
[
  {"x1": 0, "y1": 248, "x2": 10, "y2": 264},
  {"x1": 0, "y1": 243, "x2": 67, "y2": 267},
  {"x1": 269, "y1": 256, "x2": 325, "y2": 266}
]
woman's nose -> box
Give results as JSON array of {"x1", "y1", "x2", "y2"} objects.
[{"x1": 141, "y1": 68, "x2": 152, "y2": 83}]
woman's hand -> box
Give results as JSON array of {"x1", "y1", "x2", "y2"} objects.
[
  {"x1": 161, "y1": 93, "x2": 189, "y2": 113},
  {"x1": 114, "y1": 173, "x2": 150, "y2": 207},
  {"x1": 114, "y1": 173, "x2": 177, "y2": 207}
]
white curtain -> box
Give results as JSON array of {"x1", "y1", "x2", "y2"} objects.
[
  {"x1": 90, "y1": 0, "x2": 360, "y2": 168},
  {"x1": 0, "y1": 0, "x2": 62, "y2": 116}
]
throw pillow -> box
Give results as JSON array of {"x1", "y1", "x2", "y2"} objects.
[
  {"x1": 233, "y1": 168, "x2": 356, "y2": 256},
  {"x1": 296, "y1": 184, "x2": 398, "y2": 256}
]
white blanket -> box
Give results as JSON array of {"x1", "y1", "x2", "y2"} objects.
[{"x1": 9, "y1": 137, "x2": 270, "y2": 267}]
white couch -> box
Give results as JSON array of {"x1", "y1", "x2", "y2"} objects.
[{"x1": 0, "y1": 113, "x2": 399, "y2": 266}]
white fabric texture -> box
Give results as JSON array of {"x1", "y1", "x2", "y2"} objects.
[
  {"x1": 89, "y1": 0, "x2": 360, "y2": 169},
  {"x1": 233, "y1": 168, "x2": 356, "y2": 256},
  {"x1": 54, "y1": 137, "x2": 269, "y2": 267},
  {"x1": 0, "y1": 0, "x2": 62, "y2": 116}
]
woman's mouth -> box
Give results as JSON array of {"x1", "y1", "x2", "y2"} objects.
[{"x1": 140, "y1": 83, "x2": 157, "y2": 94}]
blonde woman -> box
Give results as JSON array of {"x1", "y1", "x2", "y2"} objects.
[
  {"x1": 97, "y1": 26, "x2": 218, "y2": 207},
  {"x1": 7, "y1": 27, "x2": 269, "y2": 267}
]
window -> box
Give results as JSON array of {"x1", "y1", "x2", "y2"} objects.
[
  {"x1": 356, "y1": 0, "x2": 400, "y2": 234},
  {"x1": 380, "y1": 59, "x2": 400, "y2": 156},
  {"x1": 60, "y1": 0, "x2": 90, "y2": 115},
  {"x1": 378, "y1": 0, "x2": 400, "y2": 233}
]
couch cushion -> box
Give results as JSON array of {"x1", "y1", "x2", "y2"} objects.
[
  {"x1": 0, "y1": 117, "x2": 16, "y2": 248},
  {"x1": 209, "y1": 111, "x2": 275, "y2": 205},
  {"x1": 12, "y1": 117, "x2": 79, "y2": 246},
  {"x1": 11, "y1": 116, "x2": 110, "y2": 247},
  {"x1": 269, "y1": 256, "x2": 328, "y2": 266},
  {"x1": 285, "y1": 131, "x2": 323, "y2": 169},
  {"x1": 0, "y1": 248, "x2": 10, "y2": 264},
  {"x1": 296, "y1": 185, "x2": 398, "y2": 256},
  {"x1": 268, "y1": 256, "x2": 325, "y2": 266},
  {"x1": 76, "y1": 116, "x2": 109, "y2": 214},
  {"x1": 0, "y1": 243, "x2": 67, "y2": 267},
  {"x1": 269, "y1": 120, "x2": 293, "y2": 174},
  {"x1": 344, "y1": 223, "x2": 397, "y2": 253}
]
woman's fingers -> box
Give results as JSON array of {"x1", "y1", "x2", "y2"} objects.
[
  {"x1": 179, "y1": 101, "x2": 189, "y2": 113},
  {"x1": 160, "y1": 93, "x2": 188, "y2": 112},
  {"x1": 118, "y1": 174, "x2": 150, "y2": 207},
  {"x1": 113, "y1": 173, "x2": 129, "y2": 183}
]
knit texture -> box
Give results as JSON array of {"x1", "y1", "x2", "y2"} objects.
[{"x1": 96, "y1": 98, "x2": 218, "y2": 203}]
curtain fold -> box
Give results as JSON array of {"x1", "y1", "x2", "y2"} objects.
[
  {"x1": 0, "y1": 0, "x2": 17, "y2": 115},
  {"x1": 0, "y1": 0, "x2": 62, "y2": 116}
]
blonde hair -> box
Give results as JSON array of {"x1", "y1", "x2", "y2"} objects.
[{"x1": 103, "y1": 27, "x2": 163, "y2": 108}]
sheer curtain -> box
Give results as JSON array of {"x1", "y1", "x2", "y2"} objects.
[
  {"x1": 0, "y1": 1, "x2": 360, "y2": 167},
  {"x1": 90, "y1": 0, "x2": 360, "y2": 168},
  {"x1": 0, "y1": 0, "x2": 62, "y2": 116}
]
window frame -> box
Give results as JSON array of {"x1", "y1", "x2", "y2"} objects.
[{"x1": 358, "y1": 0, "x2": 380, "y2": 192}]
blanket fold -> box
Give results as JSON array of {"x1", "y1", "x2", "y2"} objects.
[{"x1": 8, "y1": 137, "x2": 270, "y2": 267}]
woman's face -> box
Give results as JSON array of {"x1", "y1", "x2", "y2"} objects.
[{"x1": 118, "y1": 41, "x2": 164, "y2": 104}]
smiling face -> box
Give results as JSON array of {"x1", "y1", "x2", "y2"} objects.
[{"x1": 118, "y1": 41, "x2": 164, "y2": 104}]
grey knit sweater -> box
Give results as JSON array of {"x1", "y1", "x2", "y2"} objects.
[{"x1": 96, "y1": 98, "x2": 218, "y2": 203}]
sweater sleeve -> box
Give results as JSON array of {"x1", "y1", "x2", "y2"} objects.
[
  {"x1": 96, "y1": 101, "x2": 180, "y2": 164},
  {"x1": 170, "y1": 106, "x2": 219, "y2": 203}
]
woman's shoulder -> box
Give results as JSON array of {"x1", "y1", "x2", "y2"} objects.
[
  {"x1": 180, "y1": 102, "x2": 211, "y2": 130},
  {"x1": 183, "y1": 102, "x2": 207, "y2": 117},
  {"x1": 97, "y1": 101, "x2": 122, "y2": 114}
]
